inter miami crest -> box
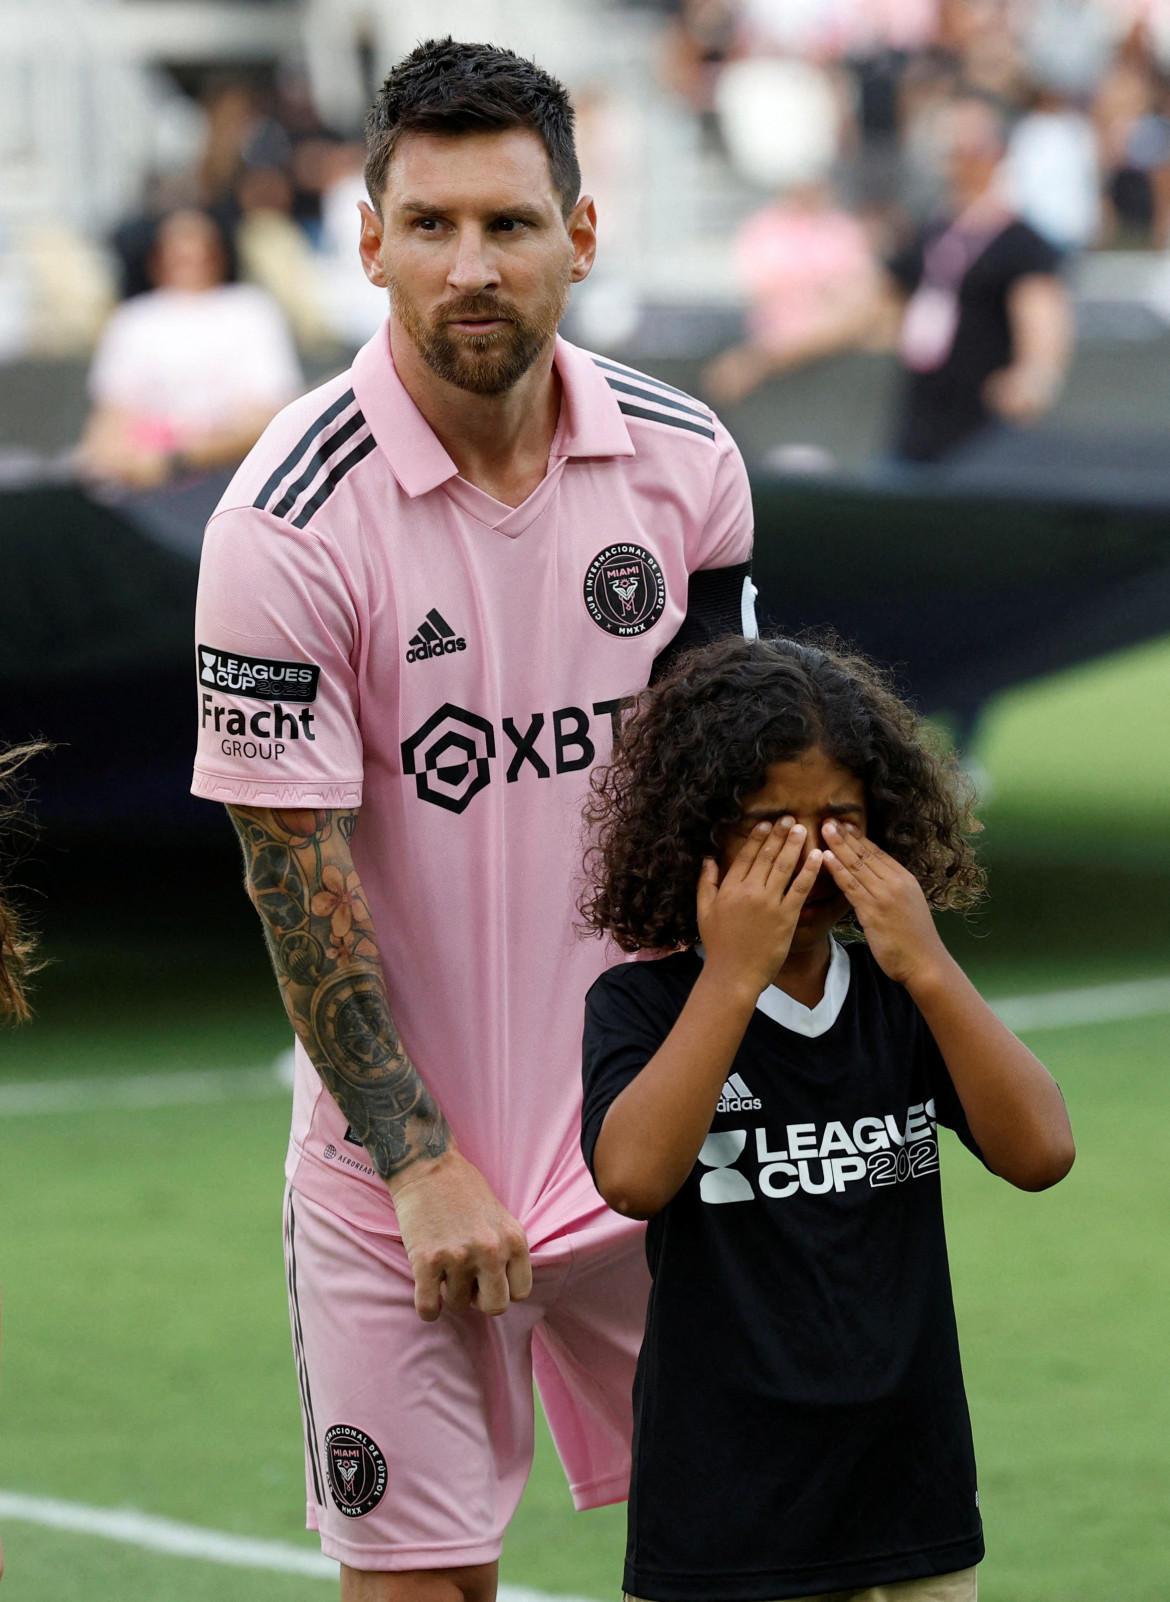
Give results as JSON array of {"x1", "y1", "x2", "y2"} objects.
[
  {"x1": 324, "y1": 1424, "x2": 388, "y2": 1517},
  {"x1": 583, "y1": 543, "x2": 666, "y2": 637}
]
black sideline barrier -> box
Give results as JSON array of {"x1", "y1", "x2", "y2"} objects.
[{"x1": 3, "y1": 465, "x2": 1170, "y2": 826}]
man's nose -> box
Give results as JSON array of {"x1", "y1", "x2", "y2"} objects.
[{"x1": 448, "y1": 225, "x2": 500, "y2": 295}]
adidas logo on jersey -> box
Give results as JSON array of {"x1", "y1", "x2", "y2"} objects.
[
  {"x1": 406, "y1": 609, "x2": 467, "y2": 664},
  {"x1": 718, "y1": 1072, "x2": 762, "y2": 1113}
]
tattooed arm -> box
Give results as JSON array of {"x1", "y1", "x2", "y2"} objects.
[{"x1": 228, "y1": 805, "x2": 532, "y2": 1320}]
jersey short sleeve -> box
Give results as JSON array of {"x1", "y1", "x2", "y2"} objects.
[
  {"x1": 191, "y1": 505, "x2": 364, "y2": 808},
  {"x1": 697, "y1": 418, "x2": 754, "y2": 572},
  {"x1": 652, "y1": 420, "x2": 756, "y2": 679},
  {"x1": 581, "y1": 959, "x2": 686, "y2": 1175},
  {"x1": 920, "y1": 1019, "x2": 986, "y2": 1163}
]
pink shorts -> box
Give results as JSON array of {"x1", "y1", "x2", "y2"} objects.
[{"x1": 282, "y1": 1186, "x2": 650, "y2": 1572}]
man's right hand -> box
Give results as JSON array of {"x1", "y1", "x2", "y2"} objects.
[{"x1": 388, "y1": 1147, "x2": 532, "y2": 1321}]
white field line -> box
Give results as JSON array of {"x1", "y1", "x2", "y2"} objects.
[
  {"x1": 1, "y1": 975, "x2": 1169, "y2": 1123},
  {"x1": 0, "y1": 1061, "x2": 291, "y2": 1117},
  {"x1": 0, "y1": 1491, "x2": 336, "y2": 1578},
  {"x1": 988, "y1": 976, "x2": 1170, "y2": 1033},
  {"x1": 0, "y1": 1490, "x2": 596, "y2": 1601}
]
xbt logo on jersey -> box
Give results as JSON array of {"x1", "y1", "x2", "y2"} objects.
[
  {"x1": 401, "y1": 698, "x2": 628, "y2": 814},
  {"x1": 698, "y1": 1091, "x2": 941, "y2": 1204}
]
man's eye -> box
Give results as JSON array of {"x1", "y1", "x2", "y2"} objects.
[{"x1": 495, "y1": 218, "x2": 520, "y2": 232}]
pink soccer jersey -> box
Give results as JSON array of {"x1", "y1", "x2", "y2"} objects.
[{"x1": 193, "y1": 325, "x2": 753, "y2": 1246}]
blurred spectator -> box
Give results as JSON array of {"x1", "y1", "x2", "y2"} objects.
[
  {"x1": 110, "y1": 173, "x2": 208, "y2": 301},
  {"x1": 316, "y1": 142, "x2": 389, "y2": 347},
  {"x1": 939, "y1": 0, "x2": 1027, "y2": 102},
  {"x1": 702, "y1": 52, "x2": 881, "y2": 404},
  {"x1": 235, "y1": 166, "x2": 337, "y2": 353},
  {"x1": 1023, "y1": 0, "x2": 1117, "y2": 100},
  {"x1": 1006, "y1": 88, "x2": 1101, "y2": 251},
  {"x1": 899, "y1": 45, "x2": 966, "y2": 219},
  {"x1": 887, "y1": 93, "x2": 1072, "y2": 462},
  {"x1": 703, "y1": 181, "x2": 880, "y2": 403},
  {"x1": 0, "y1": 221, "x2": 114, "y2": 363},
  {"x1": 661, "y1": 0, "x2": 740, "y2": 124},
  {"x1": 290, "y1": 134, "x2": 351, "y2": 242},
  {"x1": 78, "y1": 209, "x2": 301, "y2": 489},
  {"x1": 199, "y1": 81, "x2": 262, "y2": 203},
  {"x1": 852, "y1": 0, "x2": 940, "y2": 53},
  {"x1": 840, "y1": 46, "x2": 911, "y2": 221},
  {"x1": 1094, "y1": 34, "x2": 1170, "y2": 244},
  {"x1": 734, "y1": 0, "x2": 857, "y2": 58},
  {"x1": 715, "y1": 55, "x2": 844, "y2": 188}
]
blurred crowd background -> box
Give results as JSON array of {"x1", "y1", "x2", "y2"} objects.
[{"x1": 8, "y1": 0, "x2": 1170, "y2": 486}]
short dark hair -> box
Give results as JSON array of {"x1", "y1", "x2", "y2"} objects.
[
  {"x1": 579, "y1": 635, "x2": 985, "y2": 954},
  {"x1": 365, "y1": 38, "x2": 581, "y2": 217}
]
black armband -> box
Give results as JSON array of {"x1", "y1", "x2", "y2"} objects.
[{"x1": 650, "y1": 560, "x2": 755, "y2": 683}]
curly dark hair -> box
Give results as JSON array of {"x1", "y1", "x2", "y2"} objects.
[
  {"x1": 0, "y1": 741, "x2": 46, "y2": 1023},
  {"x1": 365, "y1": 38, "x2": 580, "y2": 216},
  {"x1": 580, "y1": 636, "x2": 984, "y2": 953}
]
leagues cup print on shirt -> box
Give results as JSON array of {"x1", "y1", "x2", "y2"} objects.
[
  {"x1": 697, "y1": 1100, "x2": 943, "y2": 1203},
  {"x1": 584, "y1": 543, "x2": 666, "y2": 637},
  {"x1": 198, "y1": 644, "x2": 321, "y2": 765},
  {"x1": 198, "y1": 645, "x2": 320, "y2": 702}
]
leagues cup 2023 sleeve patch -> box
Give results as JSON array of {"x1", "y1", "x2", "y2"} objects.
[
  {"x1": 197, "y1": 645, "x2": 323, "y2": 768},
  {"x1": 198, "y1": 645, "x2": 320, "y2": 703}
]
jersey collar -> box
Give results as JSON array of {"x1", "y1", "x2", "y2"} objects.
[
  {"x1": 695, "y1": 936, "x2": 853, "y2": 1039},
  {"x1": 754, "y1": 938, "x2": 852, "y2": 1038},
  {"x1": 349, "y1": 321, "x2": 634, "y2": 499},
  {"x1": 550, "y1": 337, "x2": 637, "y2": 461}
]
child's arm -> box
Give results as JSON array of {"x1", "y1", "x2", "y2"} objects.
[
  {"x1": 822, "y1": 821, "x2": 1075, "y2": 1191},
  {"x1": 592, "y1": 819, "x2": 822, "y2": 1218}
]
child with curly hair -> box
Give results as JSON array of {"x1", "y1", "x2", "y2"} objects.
[{"x1": 579, "y1": 636, "x2": 1074, "y2": 1602}]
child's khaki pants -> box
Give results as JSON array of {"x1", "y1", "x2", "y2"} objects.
[{"x1": 626, "y1": 1565, "x2": 977, "y2": 1602}]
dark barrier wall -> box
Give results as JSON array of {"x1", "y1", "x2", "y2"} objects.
[
  {"x1": 750, "y1": 475, "x2": 1170, "y2": 740},
  {"x1": 0, "y1": 488, "x2": 198, "y2": 825},
  {"x1": 4, "y1": 474, "x2": 1170, "y2": 825}
]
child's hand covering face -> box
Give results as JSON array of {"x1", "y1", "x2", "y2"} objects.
[
  {"x1": 697, "y1": 818, "x2": 822, "y2": 998},
  {"x1": 822, "y1": 821, "x2": 948, "y2": 990}
]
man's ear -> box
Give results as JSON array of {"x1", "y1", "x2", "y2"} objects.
[
  {"x1": 568, "y1": 194, "x2": 597, "y2": 285},
  {"x1": 358, "y1": 201, "x2": 389, "y2": 289}
]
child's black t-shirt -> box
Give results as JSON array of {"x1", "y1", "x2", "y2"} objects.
[{"x1": 581, "y1": 941, "x2": 987, "y2": 1602}]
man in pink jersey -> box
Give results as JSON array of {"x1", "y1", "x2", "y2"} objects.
[{"x1": 192, "y1": 39, "x2": 754, "y2": 1602}]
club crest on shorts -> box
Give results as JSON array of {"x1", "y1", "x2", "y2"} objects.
[
  {"x1": 324, "y1": 1424, "x2": 388, "y2": 1517},
  {"x1": 583, "y1": 543, "x2": 666, "y2": 637}
]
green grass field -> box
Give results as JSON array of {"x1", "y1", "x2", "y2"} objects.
[{"x1": 1, "y1": 634, "x2": 1168, "y2": 1600}]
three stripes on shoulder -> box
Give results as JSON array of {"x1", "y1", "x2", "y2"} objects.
[
  {"x1": 254, "y1": 388, "x2": 375, "y2": 529},
  {"x1": 592, "y1": 356, "x2": 717, "y2": 441},
  {"x1": 253, "y1": 358, "x2": 715, "y2": 533}
]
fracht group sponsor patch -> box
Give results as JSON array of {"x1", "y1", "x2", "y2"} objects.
[{"x1": 198, "y1": 644, "x2": 320, "y2": 703}]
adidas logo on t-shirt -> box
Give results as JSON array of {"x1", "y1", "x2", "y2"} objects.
[
  {"x1": 406, "y1": 609, "x2": 467, "y2": 664},
  {"x1": 717, "y1": 1071, "x2": 762, "y2": 1113}
]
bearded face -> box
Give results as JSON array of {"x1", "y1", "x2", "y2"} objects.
[{"x1": 386, "y1": 272, "x2": 571, "y2": 396}]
